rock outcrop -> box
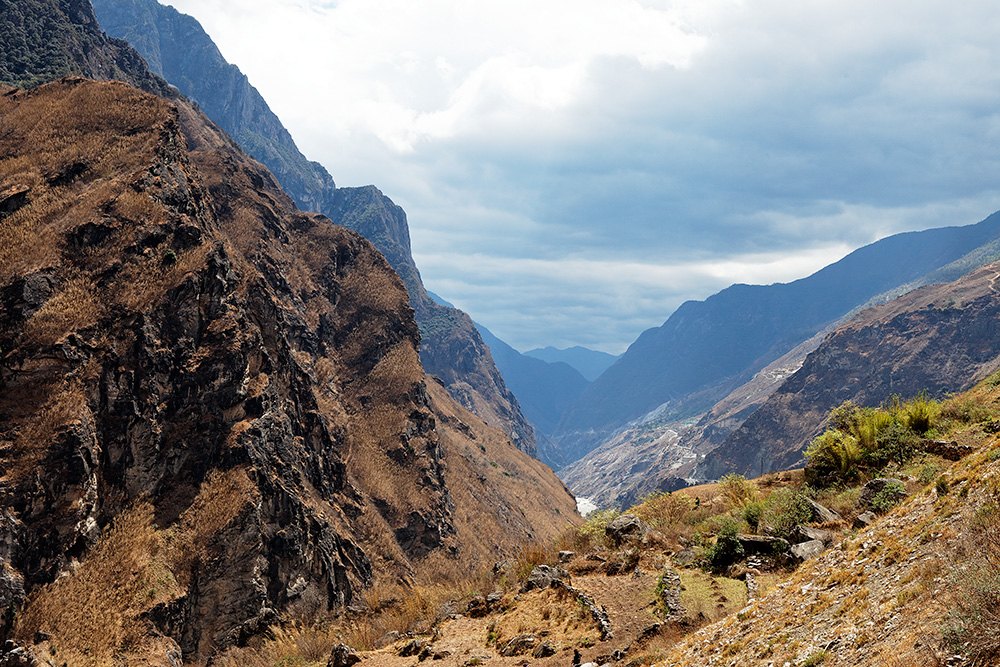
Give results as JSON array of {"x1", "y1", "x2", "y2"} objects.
[
  {"x1": 91, "y1": 0, "x2": 538, "y2": 457},
  {"x1": 0, "y1": 77, "x2": 576, "y2": 664}
]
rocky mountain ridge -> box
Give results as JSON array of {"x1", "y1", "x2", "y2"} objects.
[
  {"x1": 698, "y1": 261, "x2": 1000, "y2": 478},
  {"x1": 0, "y1": 75, "x2": 575, "y2": 664},
  {"x1": 553, "y1": 213, "x2": 1000, "y2": 470},
  {"x1": 91, "y1": 0, "x2": 537, "y2": 457}
]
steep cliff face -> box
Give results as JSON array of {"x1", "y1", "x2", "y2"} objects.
[
  {"x1": 328, "y1": 185, "x2": 537, "y2": 456},
  {"x1": 90, "y1": 0, "x2": 338, "y2": 216},
  {"x1": 91, "y1": 0, "x2": 538, "y2": 457},
  {"x1": 698, "y1": 262, "x2": 1000, "y2": 478},
  {"x1": 0, "y1": 78, "x2": 574, "y2": 664}
]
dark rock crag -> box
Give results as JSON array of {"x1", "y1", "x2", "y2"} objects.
[
  {"x1": 0, "y1": 77, "x2": 576, "y2": 663},
  {"x1": 91, "y1": 0, "x2": 537, "y2": 457}
]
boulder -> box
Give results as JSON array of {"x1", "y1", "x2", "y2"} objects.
[
  {"x1": 605, "y1": 513, "x2": 650, "y2": 545},
  {"x1": 806, "y1": 498, "x2": 842, "y2": 524},
  {"x1": 533, "y1": 641, "x2": 557, "y2": 658},
  {"x1": 327, "y1": 644, "x2": 360, "y2": 667},
  {"x1": 521, "y1": 564, "x2": 569, "y2": 592},
  {"x1": 558, "y1": 550, "x2": 576, "y2": 563},
  {"x1": 398, "y1": 639, "x2": 426, "y2": 657},
  {"x1": 500, "y1": 634, "x2": 538, "y2": 656},
  {"x1": 790, "y1": 539, "x2": 826, "y2": 563},
  {"x1": 737, "y1": 534, "x2": 790, "y2": 554},
  {"x1": 791, "y1": 525, "x2": 835, "y2": 545},
  {"x1": 853, "y1": 511, "x2": 877, "y2": 529},
  {"x1": 858, "y1": 478, "x2": 906, "y2": 509}
]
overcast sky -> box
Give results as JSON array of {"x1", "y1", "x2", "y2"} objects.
[{"x1": 165, "y1": 0, "x2": 1000, "y2": 354}]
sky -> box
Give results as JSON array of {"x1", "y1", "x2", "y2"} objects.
[{"x1": 164, "y1": 0, "x2": 1000, "y2": 354}]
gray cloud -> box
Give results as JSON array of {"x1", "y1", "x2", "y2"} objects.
[{"x1": 166, "y1": 0, "x2": 1000, "y2": 352}]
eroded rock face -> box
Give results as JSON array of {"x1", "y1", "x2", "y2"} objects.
[{"x1": 0, "y1": 79, "x2": 578, "y2": 663}]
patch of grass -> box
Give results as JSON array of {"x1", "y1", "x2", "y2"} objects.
[{"x1": 943, "y1": 501, "x2": 1000, "y2": 664}]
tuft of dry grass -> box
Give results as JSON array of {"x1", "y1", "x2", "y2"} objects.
[{"x1": 14, "y1": 504, "x2": 176, "y2": 666}]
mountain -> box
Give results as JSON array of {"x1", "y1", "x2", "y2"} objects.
[
  {"x1": 0, "y1": 74, "x2": 576, "y2": 665},
  {"x1": 523, "y1": 346, "x2": 620, "y2": 382},
  {"x1": 0, "y1": 0, "x2": 169, "y2": 93},
  {"x1": 553, "y1": 213, "x2": 1000, "y2": 467},
  {"x1": 697, "y1": 261, "x2": 1000, "y2": 478},
  {"x1": 476, "y1": 324, "x2": 590, "y2": 462},
  {"x1": 91, "y1": 0, "x2": 537, "y2": 457},
  {"x1": 90, "y1": 0, "x2": 338, "y2": 216}
]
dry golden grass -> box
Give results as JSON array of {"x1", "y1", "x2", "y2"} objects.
[
  {"x1": 0, "y1": 81, "x2": 168, "y2": 281},
  {"x1": 14, "y1": 503, "x2": 176, "y2": 667},
  {"x1": 5, "y1": 359, "x2": 98, "y2": 483}
]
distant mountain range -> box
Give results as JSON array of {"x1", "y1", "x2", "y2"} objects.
[
  {"x1": 524, "y1": 346, "x2": 620, "y2": 382},
  {"x1": 552, "y1": 213, "x2": 1000, "y2": 469},
  {"x1": 91, "y1": 0, "x2": 537, "y2": 456}
]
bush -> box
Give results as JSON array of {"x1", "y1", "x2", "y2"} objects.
[
  {"x1": 719, "y1": 474, "x2": 759, "y2": 509},
  {"x1": 870, "y1": 481, "x2": 906, "y2": 514},
  {"x1": 742, "y1": 501, "x2": 765, "y2": 533},
  {"x1": 761, "y1": 488, "x2": 813, "y2": 540},
  {"x1": 863, "y1": 420, "x2": 918, "y2": 470},
  {"x1": 704, "y1": 517, "x2": 744, "y2": 570},
  {"x1": 804, "y1": 430, "x2": 861, "y2": 487},
  {"x1": 900, "y1": 392, "x2": 940, "y2": 435}
]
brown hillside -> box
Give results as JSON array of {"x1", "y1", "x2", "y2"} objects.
[{"x1": 0, "y1": 78, "x2": 576, "y2": 665}]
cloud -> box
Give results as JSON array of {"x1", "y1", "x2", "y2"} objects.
[{"x1": 163, "y1": 0, "x2": 1000, "y2": 351}]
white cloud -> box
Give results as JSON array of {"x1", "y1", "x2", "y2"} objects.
[{"x1": 162, "y1": 0, "x2": 1000, "y2": 351}]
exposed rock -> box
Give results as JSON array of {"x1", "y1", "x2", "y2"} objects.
[
  {"x1": 854, "y1": 511, "x2": 877, "y2": 529},
  {"x1": 790, "y1": 539, "x2": 826, "y2": 563},
  {"x1": 0, "y1": 641, "x2": 35, "y2": 667},
  {"x1": 327, "y1": 644, "x2": 360, "y2": 667},
  {"x1": 657, "y1": 567, "x2": 686, "y2": 619},
  {"x1": 920, "y1": 439, "x2": 975, "y2": 461},
  {"x1": 806, "y1": 498, "x2": 843, "y2": 524},
  {"x1": 532, "y1": 641, "x2": 557, "y2": 658},
  {"x1": 521, "y1": 565, "x2": 570, "y2": 592},
  {"x1": 791, "y1": 525, "x2": 835, "y2": 545},
  {"x1": 466, "y1": 592, "x2": 504, "y2": 618},
  {"x1": 737, "y1": 535, "x2": 791, "y2": 555},
  {"x1": 673, "y1": 548, "x2": 696, "y2": 566},
  {"x1": 605, "y1": 514, "x2": 650, "y2": 545},
  {"x1": 499, "y1": 634, "x2": 538, "y2": 657},
  {"x1": 398, "y1": 639, "x2": 426, "y2": 657},
  {"x1": 551, "y1": 579, "x2": 613, "y2": 641},
  {"x1": 558, "y1": 550, "x2": 576, "y2": 563},
  {"x1": 0, "y1": 185, "x2": 29, "y2": 217},
  {"x1": 858, "y1": 478, "x2": 907, "y2": 509}
]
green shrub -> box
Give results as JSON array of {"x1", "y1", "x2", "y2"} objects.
[
  {"x1": 900, "y1": 392, "x2": 940, "y2": 434},
  {"x1": 742, "y1": 501, "x2": 765, "y2": 533},
  {"x1": 704, "y1": 517, "x2": 744, "y2": 570},
  {"x1": 863, "y1": 420, "x2": 918, "y2": 470},
  {"x1": 804, "y1": 430, "x2": 861, "y2": 487},
  {"x1": 935, "y1": 477, "x2": 950, "y2": 496},
  {"x1": 870, "y1": 481, "x2": 906, "y2": 513},
  {"x1": 761, "y1": 488, "x2": 813, "y2": 540}
]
